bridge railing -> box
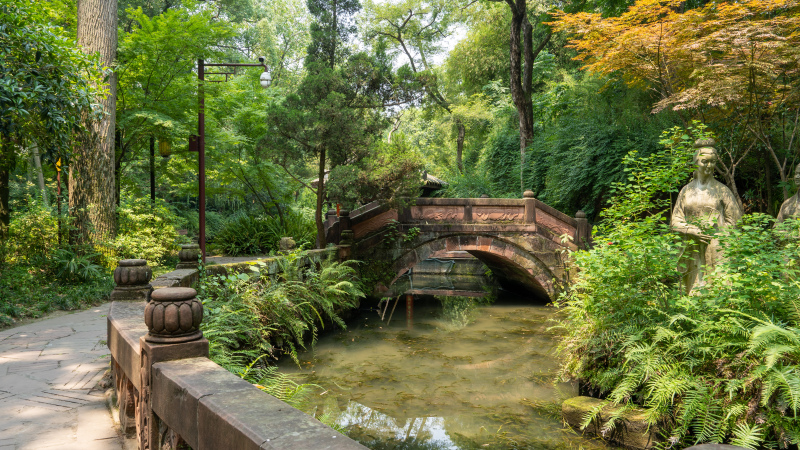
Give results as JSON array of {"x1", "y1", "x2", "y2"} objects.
[
  {"x1": 107, "y1": 254, "x2": 366, "y2": 450},
  {"x1": 325, "y1": 192, "x2": 592, "y2": 250}
]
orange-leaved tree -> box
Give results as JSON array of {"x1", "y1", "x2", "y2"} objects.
[{"x1": 552, "y1": 0, "x2": 800, "y2": 204}]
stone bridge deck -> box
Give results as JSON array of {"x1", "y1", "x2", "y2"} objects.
[{"x1": 325, "y1": 194, "x2": 592, "y2": 301}]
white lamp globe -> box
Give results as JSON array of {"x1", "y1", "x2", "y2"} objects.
[{"x1": 260, "y1": 71, "x2": 271, "y2": 88}]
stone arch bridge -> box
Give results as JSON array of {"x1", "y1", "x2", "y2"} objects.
[{"x1": 325, "y1": 193, "x2": 592, "y2": 301}]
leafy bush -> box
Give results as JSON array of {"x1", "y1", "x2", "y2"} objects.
[
  {"x1": 109, "y1": 197, "x2": 182, "y2": 266},
  {"x1": 213, "y1": 214, "x2": 275, "y2": 255},
  {"x1": 558, "y1": 125, "x2": 800, "y2": 448},
  {"x1": 53, "y1": 248, "x2": 103, "y2": 283},
  {"x1": 0, "y1": 262, "x2": 112, "y2": 327},
  {"x1": 5, "y1": 197, "x2": 58, "y2": 263},
  {"x1": 214, "y1": 209, "x2": 316, "y2": 256},
  {"x1": 199, "y1": 251, "x2": 364, "y2": 364}
]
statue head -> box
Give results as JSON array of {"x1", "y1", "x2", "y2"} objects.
[{"x1": 693, "y1": 138, "x2": 717, "y2": 179}]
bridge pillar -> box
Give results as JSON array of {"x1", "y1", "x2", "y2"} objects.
[
  {"x1": 405, "y1": 294, "x2": 414, "y2": 329},
  {"x1": 575, "y1": 210, "x2": 591, "y2": 249},
  {"x1": 523, "y1": 190, "x2": 536, "y2": 223},
  {"x1": 339, "y1": 209, "x2": 351, "y2": 231}
]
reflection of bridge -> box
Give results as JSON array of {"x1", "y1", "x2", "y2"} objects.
[{"x1": 325, "y1": 192, "x2": 592, "y2": 301}]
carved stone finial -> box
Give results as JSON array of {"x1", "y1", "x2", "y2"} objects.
[
  {"x1": 144, "y1": 288, "x2": 203, "y2": 343},
  {"x1": 576, "y1": 210, "x2": 587, "y2": 219},
  {"x1": 523, "y1": 190, "x2": 535, "y2": 199},
  {"x1": 694, "y1": 138, "x2": 716, "y2": 148},
  {"x1": 339, "y1": 209, "x2": 350, "y2": 217},
  {"x1": 480, "y1": 194, "x2": 490, "y2": 199},
  {"x1": 111, "y1": 259, "x2": 152, "y2": 302},
  {"x1": 176, "y1": 243, "x2": 200, "y2": 270}
]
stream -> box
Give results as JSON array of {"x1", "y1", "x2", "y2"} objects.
[{"x1": 278, "y1": 273, "x2": 607, "y2": 450}]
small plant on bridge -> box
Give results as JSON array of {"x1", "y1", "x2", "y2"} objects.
[{"x1": 382, "y1": 219, "x2": 420, "y2": 247}]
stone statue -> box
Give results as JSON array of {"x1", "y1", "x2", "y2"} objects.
[
  {"x1": 776, "y1": 163, "x2": 800, "y2": 223},
  {"x1": 671, "y1": 139, "x2": 742, "y2": 294}
]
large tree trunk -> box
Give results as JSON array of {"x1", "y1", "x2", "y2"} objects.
[{"x1": 71, "y1": 0, "x2": 117, "y2": 246}]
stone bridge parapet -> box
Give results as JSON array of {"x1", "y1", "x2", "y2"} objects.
[{"x1": 325, "y1": 193, "x2": 592, "y2": 300}]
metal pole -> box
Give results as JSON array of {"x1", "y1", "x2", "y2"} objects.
[
  {"x1": 198, "y1": 58, "x2": 206, "y2": 263},
  {"x1": 56, "y1": 159, "x2": 62, "y2": 247},
  {"x1": 149, "y1": 136, "x2": 155, "y2": 205}
]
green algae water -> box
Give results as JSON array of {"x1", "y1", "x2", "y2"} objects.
[{"x1": 278, "y1": 276, "x2": 606, "y2": 450}]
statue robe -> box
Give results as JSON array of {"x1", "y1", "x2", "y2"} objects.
[{"x1": 671, "y1": 178, "x2": 742, "y2": 294}]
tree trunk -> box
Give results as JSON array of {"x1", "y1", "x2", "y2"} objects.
[
  {"x1": 0, "y1": 135, "x2": 13, "y2": 240},
  {"x1": 149, "y1": 135, "x2": 155, "y2": 205},
  {"x1": 765, "y1": 151, "x2": 773, "y2": 215},
  {"x1": 508, "y1": 1, "x2": 526, "y2": 194},
  {"x1": 72, "y1": 0, "x2": 117, "y2": 246},
  {"x1": 315, "y1": 146, "x2": 327, "y2": 249},
  {"x1": 31, "y1": 143, "x2": 49, "y2": 207},
  {"x1": 456, "y1": 119, "x2": 465, "y2": 173},
  {"x1": 505, "y1": 0, "x2": 550, "y2": 194}
]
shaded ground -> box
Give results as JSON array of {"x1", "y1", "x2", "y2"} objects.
[{"x1": 0, "y1": 305, "x2": 127, "y2": 449}]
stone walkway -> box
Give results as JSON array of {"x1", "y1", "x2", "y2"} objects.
[{"x1": 0, "y1": 304, "x2": 127, "y2": 449}]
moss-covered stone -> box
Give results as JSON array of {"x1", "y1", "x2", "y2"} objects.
[{"x1": 562, "y1": 396, "x2": 661, "y2": 450}]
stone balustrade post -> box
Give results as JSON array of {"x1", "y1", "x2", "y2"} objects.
[
  {"x1": 523, "y1": 190, "x2": 536, "y2": 224},
  {"x1": 338, "y1": 230, "x2": 354, "y2": 261},
  {"x1": 175, "y1": 243, "x2": 200, "y2": 270},
  {"x1": 463, "y1": 203, "x2": 473, "y2": 222},
  {"x1": 575, "y1": 210, "x2": 591, "y2": 249},
  {"x1": 326, "y1": 209, "x2": 337, "y2": 227},
  {"x1": 139, "y1": 287, "x2": 209, "y2": 449},
  {"x1": 111, "y1": 259, "x2": 153, "y2": 302},
  {"x1": 339, "y1": 209, "x2": 351, "y2": 231}
]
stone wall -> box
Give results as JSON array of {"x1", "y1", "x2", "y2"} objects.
[{"x1": 107, "y1": 253, "x2": 364, "y2": 450}]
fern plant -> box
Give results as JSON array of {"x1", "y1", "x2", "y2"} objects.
[
  {"x1": 199, "y1": 250, "x2": 365, "y2": 402},
  {"x1": 557, "y1": 124, "x2": 800, "y2": 449}
]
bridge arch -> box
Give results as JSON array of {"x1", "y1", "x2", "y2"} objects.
[{"x1": 391, "y1": 234, "x2": 561, "y2": 301}]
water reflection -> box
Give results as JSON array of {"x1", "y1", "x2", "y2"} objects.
[{"x1": 279, "y1": 275, "x2": 606, "y2": 450}]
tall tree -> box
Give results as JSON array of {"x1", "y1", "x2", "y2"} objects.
[
  {"x1": 268, "y1": 0, "x2": 390, "y2": 248},
  {"x1": 72, "y1": 0, "x2": 117, "y2": 245},
  {"x1": 553, "y1": 0, "x2": 800, "y2": 204},
  {"x1": 0, "y1": 0, "x2": 101, "y2": 239},
  {"x1": 488, "y1": 0, "x2": 551, "y2": 194},
  {"x1": 365, "y1": 0, "x2": 470, "y2": 172}
]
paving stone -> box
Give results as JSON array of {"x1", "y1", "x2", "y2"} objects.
[{"x1": 0, "y1": 304, "x2": 124, "y2": 450}]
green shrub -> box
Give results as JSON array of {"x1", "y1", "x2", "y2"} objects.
[
  {"x1": 0, "y1": 261, "x2": 112, "y2": 327},
  {"x1": 558, "y1": 124, "x2": 800, "y2": 448},
  {"x1": 5, "y1": 197, "x2": 58, "y2": 263},
  {"x1": 109, "y1": 197, "x2": 182, "y2": 266},
  {"x1": 53, "y1": 248, "x2": 103, "y2": 283},
  {"x1": 199, "y1": 251, "x2": 364, "y2": 364},
  {"x1": 214, "y1": 214, "x2": 275, "y2": 255},
  {"x1": 214, "y1": 209, "x2": 316, "y2": 256}
]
